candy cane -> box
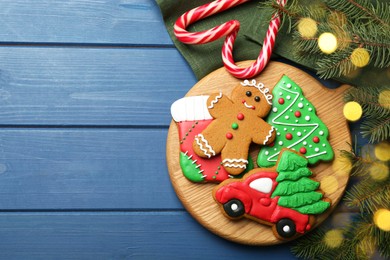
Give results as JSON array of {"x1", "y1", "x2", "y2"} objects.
[{"x1": 174, "y1": 0, "x2": 287, "y2": 79}]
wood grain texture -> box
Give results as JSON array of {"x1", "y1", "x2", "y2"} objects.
[
  {"x1": 0, "y1": 0, "x2": 172, "y2": 45},
  {"x1": 167, "y1": 61, "x2": 352, "y2": 245},
  {"x1": 0, "y1": 47, "x2": 196, "y2": 125}
]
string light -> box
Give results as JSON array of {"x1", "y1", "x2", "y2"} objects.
[
  {"x1": 374, "y1": 142, "x2": 390, "y2": 161},
  {"x1": 324, "y1": 229, "x2": 344, "y2": 248},
  {"x1": 350, "y1": 48, "x2": 370, "y2": 68},
  {"x1": 369, "y1": 162, "x2": 389, "y2": 181},
  {"x1": 297, "y1": 18, "x2": 318, "y2": 38},
  {"x1": 373, "y1": 209, "x2": 390, "y2": 231},
  {"x1": 378, "y1": 90, "x2": 390, "y2": 109},
  {"x1": 318, "y1": 32, "x2": 338, "y2": 54},
  {"x1": 332, "y1": 155, "x2": 352, "y2": 177},
  {"x1": 343, "y1": 101, "x2": 362, "y2": 122}
]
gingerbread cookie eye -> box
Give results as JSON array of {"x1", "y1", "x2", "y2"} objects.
[
  {"x1": 245, "y1": 91, "x2": 252, "y2": 97},
  {"x1": 254, "y1": 96, "x2": 261, "y2": 102}
]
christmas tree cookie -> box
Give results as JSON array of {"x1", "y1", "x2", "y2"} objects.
[{"x1": 257, "y1": 75, "x2": 334, "y2": 167}]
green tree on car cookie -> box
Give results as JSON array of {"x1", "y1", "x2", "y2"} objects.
[{"x1": 257, "y1": 75, "x2": 334, "y2": 167}]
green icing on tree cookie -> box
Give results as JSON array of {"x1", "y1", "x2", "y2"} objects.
[
  {"x1": 276, "y1": 150, "x2": 308, "y2": 172},
  {"x1": 278, "y1": 191, "x2": 324, "y2": 208},
  {"x1": 271, "y1": 177, "x2": 320, "y2": 197},
  {"x1": 292, "y1": 200, "x2": 330, "y2": 215},
  {"x1": 276, "y1": 167, "x2": 312, "y2": 182},
  {"x1": 179, "y1": 152, "x2": 204, "y2": 182},
  {"x1": 257, "y1": 75, "x2": 334, "y2": 168},
  {"x1": 272, "y1": 150, "x2": 331, "y2": 215}
]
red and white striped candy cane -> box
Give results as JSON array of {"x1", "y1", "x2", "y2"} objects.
[{"x1": 174, "y1": 0, "x2": 287, "y2": 79}]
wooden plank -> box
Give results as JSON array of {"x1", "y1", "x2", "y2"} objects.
[
  {"x1": 0, "y1": 128, "x2": 183, "y2": 210},
  {"x1": 0, "y1": 212, "x2": 294, "y2": 259},
  {"x1": 0, "y1": 0, "x2": 172, "y2": 45},
  {"x1": 0, "y1": 47, "x2": 196, "y2": 126}
]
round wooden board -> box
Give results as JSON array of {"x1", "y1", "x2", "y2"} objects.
[{"x1": 166, "y1": 61, "x2": 352, "y2": 245}]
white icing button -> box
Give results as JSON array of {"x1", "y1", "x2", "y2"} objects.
[
  {"x1": 286, "y1": 95, "x2": 291, "y2": 100},
  {"x1": 300, "y1": 98, "x2": 303, "y2": 101},
  {"x1": 274, "y1": 148, "x2": 277, "y2": 151},
  {"x1": 283, "y1": 226, "x2": 291, "y2": 232},
  {"x1": 284, "y1": 128, "x2": 287, "y2": 131},
  {"x1": 292, "y1": 128, "x2": 295, "y2": 131},
  {"x1": 319, "y1": 131, "x2": 324, "y2": 135},
  {"x1": 315, "y1": 148, "x2": 320, "y2": 152},
  {"x1": 279, "y1": 92, "x2": 283, "y2": 96},
  {"x1": 323, "y1": 144, "x2": 326, "y2": 147},
  {"x1": 285, "y1": 115, "x2": 289, "y2": 120},
  {"x1": 298, "y1": 103, "x2": 304, "y2": 108},
  {"x1": 231, "y1": 203, "x2": 238, "y2": 211},
  {"x1": 303, "y1": 141, "x2": 307, "y2": 145},
  {"x1": 277, "y1": 132, "x2": 281, "y2": 136},
  {"x1": 278, "y1": 141, "x2": 283, "y2": 145},
  {"x1": 305, "y1": 116, "x2": 310, "y2": 121},
  {"x1": 273, "y1": 107, "x2": 278, "y2": 112},
  {"x1": 265, "y1": 151, "x2": 269, "y2": 155},
  {"x1": 295, "y1": 120, "x2": 299, "y2": 123},
  {"x1": 309, "y1": 145, "x2": 312, "y2": 148},
  {"x1": 286, "y1": 83, "x2": 291, "y2": 88},
  {"x1": 308, "y1": 108, "x2": 313, "y2": 111},
  {"x1": 297, "y1": 132, "x2": 302, "y2": 136}
]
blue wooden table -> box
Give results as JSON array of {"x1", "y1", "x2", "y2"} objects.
[{"x1": 0, "y1": 1, "x2": 347, "y2": 259}]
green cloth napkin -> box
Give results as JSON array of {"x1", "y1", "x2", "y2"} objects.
[{"x1": 156, "y1": 0, "x2": 387, "y2": 87}]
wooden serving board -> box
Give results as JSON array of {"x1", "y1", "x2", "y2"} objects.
[{"x1": 166, "y1": 61, "x2": 351, "y2": 245}]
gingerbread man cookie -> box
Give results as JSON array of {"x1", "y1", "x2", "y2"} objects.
[{"x1": 193, "y1": 80, "x2": 276, "y2": 175}]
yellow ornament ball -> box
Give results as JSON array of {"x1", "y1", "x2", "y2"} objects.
[
  {"x1": 373, "y1": 209, "x2": 390, "y2": 231},
  {"x1": 374, "y1": 142, "x2": 390, "y2": 161},
  {"x1": 351, "y1": 48, "x2": 370, "y2": 68},
  {"x1": 324, "y1": 229, "x2": 344, "y2": 248},
  {"x1": 343, "y1": 101, "x2": 363, "y2": 122},
  {"x1": 318, "y1": 32, "x2": 338, "y2": 54},
  {"x1": 378, "y1": 90, "x2": 390, "y2": 109},
  {"x1": 297, "y1": 18, "x2": 318, "y2": 38}
]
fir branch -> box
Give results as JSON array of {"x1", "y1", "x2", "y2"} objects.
[
  {"x1": 349, "y1": 23, "x2": 390, "y2": 68},
  {"x1": 325, "y1": 0, "x2": 390, "y2": 28},
  {"x1": 361, "y1": 116, "x2": 390, "y2": 143},
  {"x1": 339, "y1": 149, "x2": 371, "y2": 177},
  {"x1": 316, "y1": 49, "x2": 356, "y2": 78},
  {"x1": 291, "y1": 226, "x2": 330, "y2": 259},
  {"x1": 344, "y1": 86, "x2": 390, "y2": 120},
  {"x1": 376, "y1": 227, "x2": 390, "y2": 258},
  {"x1": 344, "y1": 177, "x2": 390, "y2": 213}
]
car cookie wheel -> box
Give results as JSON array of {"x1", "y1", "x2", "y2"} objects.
[
  {"x1": 275, "y1": 218, "x2": 297, "y2": 239},
  {"x1": 223, "y1": 199, "x2": 245, "y2": 218}
]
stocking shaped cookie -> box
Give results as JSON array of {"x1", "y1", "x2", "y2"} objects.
[{"x1": 193, "y1": 80, "x2": 276, "y2": 175}]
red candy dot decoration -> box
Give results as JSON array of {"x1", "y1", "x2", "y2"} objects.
[
  {"x1": 278, "y1": 98, "x2": 285, "y2": 104},
  {"x1": 313, "y1": 136, "x2": 320, "y2": 143},
  {"x1": 237, "y1": 113, "x2": 245, "y2": 120},
  {"x1": 294, "y1": 111, "x2": 301, "y2": 117},
  {"x1": 299, "y1": 147, "x2": 307, "y2": 154},
  {"x1": 226, "y1": 133, "x2": 233, "y2": 139},
  {"x1": 286, "y1": 133, "x2": 293, "y2": 140}
]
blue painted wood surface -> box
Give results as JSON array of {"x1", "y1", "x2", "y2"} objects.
[{"x1": 0, "y1": 1, "x2": 347, "y2": 259}]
